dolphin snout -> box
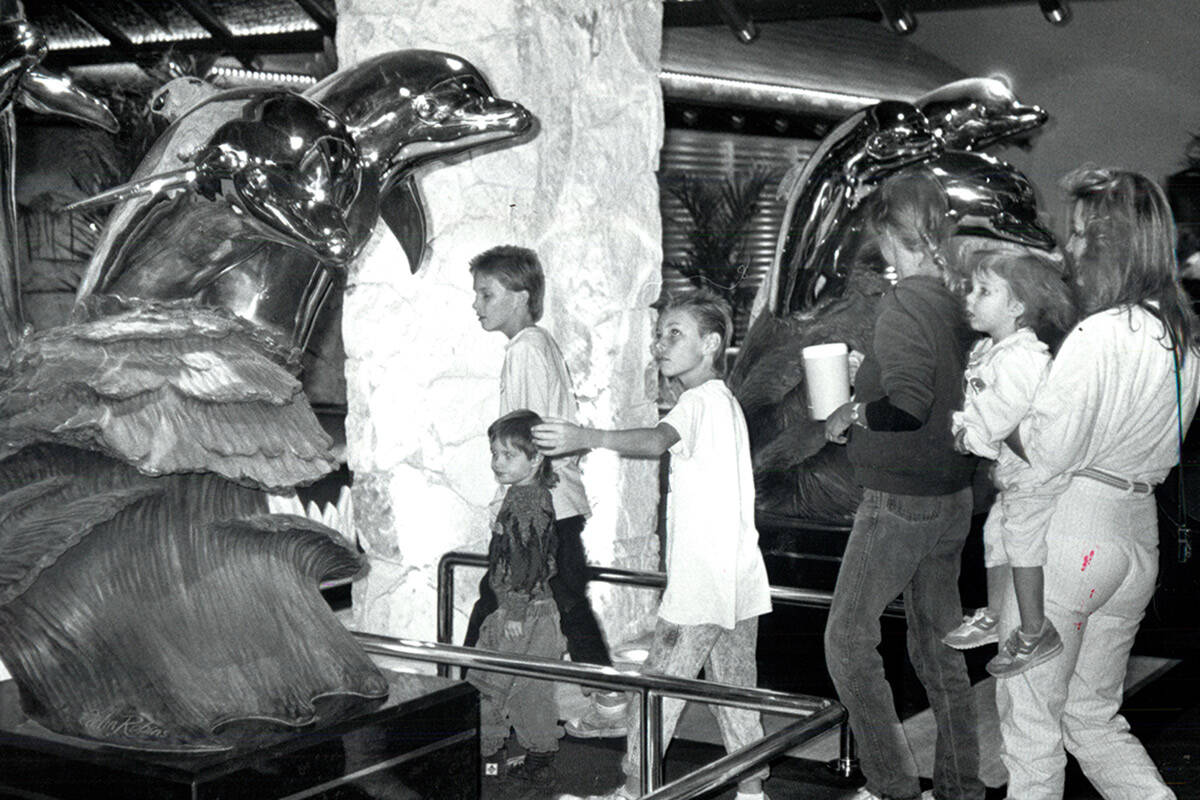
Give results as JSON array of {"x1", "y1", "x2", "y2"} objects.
[{"x1": 481, "y1": 97, "x2": 533, "y2": 134}]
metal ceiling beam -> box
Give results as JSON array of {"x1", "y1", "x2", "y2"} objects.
[
  {"x1": 131, "y1": 0, "x2": 175, "y2": 34},
  {"x1": 62, "y1": 0, "x2": 137, "y2": 55},
  {"x1": 292, "y1": 0, "x2": 336, "y2": 37},
  {"x1": 173, "y1": 0, "x2": 257, "y2": 68},
  {"x1": 40, "y1": 29, "x2": 325, "y2": 70},
  {"x1": 173, "y1": 0, "x2": 235, "y2": 41}
]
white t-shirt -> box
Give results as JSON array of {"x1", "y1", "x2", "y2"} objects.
[
  {"x1": 500, "y1": 326, "x2": 590, "y2": 519},
  {"x1": 658, "y1": 379, "x2": 772, "y2": 628}
]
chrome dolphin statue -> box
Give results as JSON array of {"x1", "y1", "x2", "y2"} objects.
[
  {"x1": 771, "y1": 100, "x2": 940, "y2": 317},
  {"x1": 731, "y1": 79, "x2": 1052, "y2": 525},
  {"x1": 0, "y1": 46, "x2": 535, "y2": 751},
  {"x1": 71, "y1": 50, "x2": 534, "y2": 354},
  {"x1": 916, "y1": 77, "x2": 1047, "y2": 152},
  {"x1": 69, "y1": 89, "x2": 364, "y2": 313},
  {"x1": 0, "y1": 15, "x2": 117, "y2": 355}
]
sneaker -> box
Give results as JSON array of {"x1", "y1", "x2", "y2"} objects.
[
  {"x1": 843, "y1": 788, "x2": 882, "y2": 800},
  {"x1": 557, "y1": 787, "x2": 637, "y2": 800},
  {"x1": 986, "y1": 618, "x2": 1064, "y2": 678},
  {"x1": 508, "y1": 750, "x2": 554, "y2": 786},
  {"x1": 565, "y1": 697, "x2": 628, "y2": 738},
  {"x1": 942, "y1": 607, "x2": 1000, "y2": 649}
]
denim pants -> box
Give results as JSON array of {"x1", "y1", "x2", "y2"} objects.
[
  {"x1": 995, "y1": 478, "x2": 1174, "y2": 800},
  {"x1": 464, "y1": 515, "x2": 613, "y2": 666},
  {"x1": 469, "y1": 598, "x2": 565, "y2": 756},
  {"x1": 825, "y1": 487, "x2": 983, "y2": 800}
]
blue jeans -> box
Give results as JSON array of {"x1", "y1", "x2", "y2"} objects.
[{"x1": 824, "y1": 487, "x2": 984, "y2": 800}]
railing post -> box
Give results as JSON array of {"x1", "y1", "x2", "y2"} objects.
[
  {"x1": 436, "y1": 555, "x2": 455, "y2": 677},
  {"x1": 831, "y1": 719, "x2": 858, "y2": 778},
  {"x1": 641, "y1": 689, "x2": 665, "y2": 792}
]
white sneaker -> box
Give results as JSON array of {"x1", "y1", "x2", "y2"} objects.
[
  {"x1": 942, "y1": 607, "x2": 1000, "y2": 649},
  {"x1": 564, "y1": 697, "x2": 628, "y2": 738},
  {"x1": 843, "y1": 787, "x2": 883, "y2": 800}
]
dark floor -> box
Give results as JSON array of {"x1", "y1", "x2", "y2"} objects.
[
  {"x1": 481, "y1": 509, "x2": 1200, "y2": 800},
  {"x1": 480, "y1": 651, "x2": 1200, "y2": 800}
]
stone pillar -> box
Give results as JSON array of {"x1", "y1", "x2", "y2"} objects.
[{"x1": 336, "y1": 1, "x2": 664, "y2": 654}]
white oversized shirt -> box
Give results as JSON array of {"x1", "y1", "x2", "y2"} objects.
[
  {"x1": 1021, "y1": 306, "x2": 1200, "y2": 487},
  {"x1": 658, "y1": 379, "x2": 772, "y2": 628},
  {"x1": 500, "y1": 326, "x2": 589, "y2": 519}
]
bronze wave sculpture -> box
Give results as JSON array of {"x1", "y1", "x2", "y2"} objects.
[{"x1": 0, "y1": 24, "x2": 533, "y2": 751}]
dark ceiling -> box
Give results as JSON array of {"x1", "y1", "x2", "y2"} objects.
[{"x1": 30, "y1": 0, "x2": 1075, "y2": 74}]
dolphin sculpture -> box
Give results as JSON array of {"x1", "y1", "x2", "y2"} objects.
[
  {"x1": 0, "y1": 37, "x2": 536, "y2": 750},
  {"x1": 916, "y1": 76, "x2": 1047, "y2": 152},
  {"x1": 731, "y1": 80, "x2": 1052, "y2": 525},
  {"x1": 772, "y1": 100, "x2": 940, "y2": 317},
  {"x1": 71, "y1": 50, "x2": 533, "y2": 354},
  {"x1": 0, "y1": 15, "x2": 117, "y2": 356}
]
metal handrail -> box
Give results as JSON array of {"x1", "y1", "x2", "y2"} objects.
[
  {"x1": 435, "y1": 549, "x2": 897, "y2": 779},
  {"x1": 436, "y1": 550, "x2": 904, "y2": 657},
  {"x1": 643, "y1": 703, "x2": 847, "y2": 800},
  {"x1": 351, "y1": 631, "x2": 846, "y2": 799}
]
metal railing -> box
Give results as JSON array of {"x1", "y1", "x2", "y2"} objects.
[
  {"x1": 352, "y1": 631, "x2": 845, "y2": 800},
  {"x1": 435, "y1": 549, "x2": 903, "y2": 778},
  {"x1": 436, "y1": 550, "x2": 904, "y2": 659}
]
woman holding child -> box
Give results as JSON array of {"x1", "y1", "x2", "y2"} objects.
[{"x1": 995, "y1": 167, "x2": 1200, "y2": 799}]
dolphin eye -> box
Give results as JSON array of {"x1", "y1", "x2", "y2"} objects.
[{"x1": 413, "y1": 94, "x2": 435, "y2": 120}]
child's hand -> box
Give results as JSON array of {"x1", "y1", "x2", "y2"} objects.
[
  {"x1": 532, "y1": 419, "x2": 588, "y2": 455},
  {"x1": 824, "y1": 401, "x2": 857, "y2": 445},
  {"x1": 847, "y1": 349, "x2": 865, "y2": 385},
  {"x1": 504, "y1": 619, "x2": 524, "y2": 639},
  {"x1": 952, "y1": 426, "x2": 970, "y2": 454}
]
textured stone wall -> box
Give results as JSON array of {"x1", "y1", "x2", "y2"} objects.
[{"x1": 335, "y1": 1, "x2": 664, "y2": 653}]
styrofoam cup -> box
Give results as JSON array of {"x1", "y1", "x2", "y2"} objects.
[{"x1": 802, "y1": 342, "x2": 851, "y2": 421}]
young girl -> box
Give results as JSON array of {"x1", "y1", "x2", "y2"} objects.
[
  {"x1": 945, "y1": 248, "x2": 1077, "y2": 677},
  {"x1": 533, "y1": 291, "x2": 773, "y2": 800},
  {"x1": 468, "y1": 409, "x2": 565, "y2": 786}
]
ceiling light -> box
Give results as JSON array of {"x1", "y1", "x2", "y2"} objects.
[
  {"x1": 1038, "y1": 0, "x2": 1072, "y2": 25},
  {"x1": 874, "y1": 0, "x2": 916, "y2": 35},
  {"x1": 712, "y1": 0, "x2": 758, "y2": 44}
]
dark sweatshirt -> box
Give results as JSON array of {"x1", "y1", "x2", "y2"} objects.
[{"x1": 847, "y1": 274, "x2": 978, "y2": 495}]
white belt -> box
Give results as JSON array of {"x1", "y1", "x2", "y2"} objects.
[{"x1": 1074, "y1": 466, "x2": 1154, "y2": 495}]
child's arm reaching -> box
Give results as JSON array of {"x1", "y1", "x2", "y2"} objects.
[{"x1": 532, "y1": 419, "x2": 680, "y2": 458}]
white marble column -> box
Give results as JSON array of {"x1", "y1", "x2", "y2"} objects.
[{"x1": 335, "y1": 1, "x2": 665, "y2": 655}]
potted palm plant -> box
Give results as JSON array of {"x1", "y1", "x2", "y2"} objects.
[{"x1": 661, "y1": 164, "x2": 778, "y2": 341}]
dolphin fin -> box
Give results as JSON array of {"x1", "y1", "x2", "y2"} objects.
[
  {"x1": 380, "y1": 177, "x2": 427, "y2": 274},
  {"x1": 19, "y1": 68, "x2": 118, "y2": 133},
  {"x1": 61, "y1": 167, "x2": 199, "y2": 213}
]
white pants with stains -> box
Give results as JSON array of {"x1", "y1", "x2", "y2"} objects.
[
  {"x1": 996, "y1": 477, "x2": 1174, "y2": 799},
  {"x1": 620, "y1": 616, "x2": 768, "y2": 791}
]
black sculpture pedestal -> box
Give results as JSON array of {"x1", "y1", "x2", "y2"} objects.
[{"x1": 0, "y1": 671, "x2": 479, "y2": 799}]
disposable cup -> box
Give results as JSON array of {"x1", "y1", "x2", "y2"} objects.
[{"x1": 802, "y1": 342, "x2": 851, "y2": 421}]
